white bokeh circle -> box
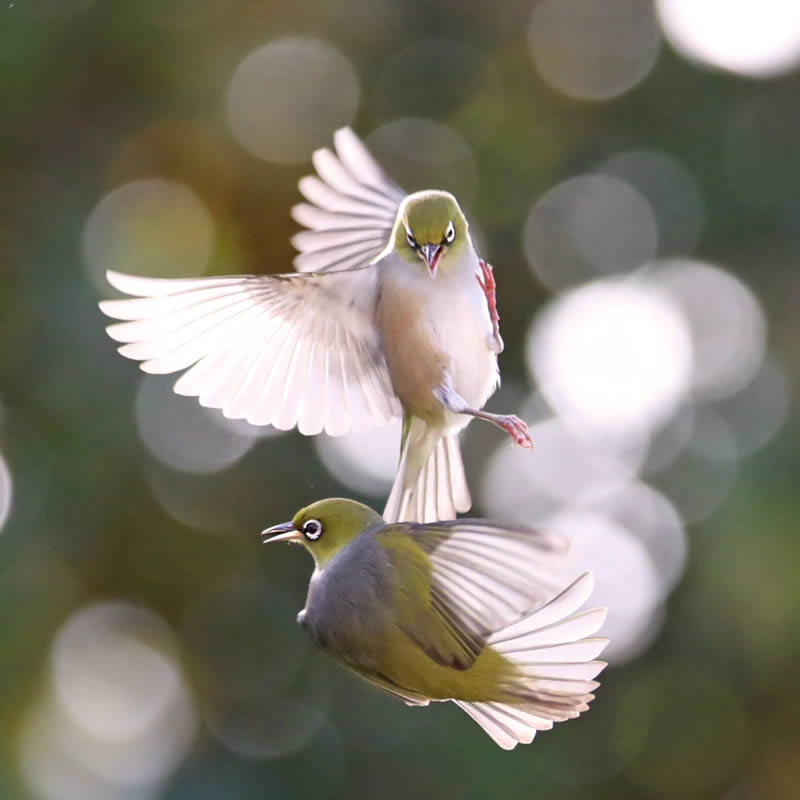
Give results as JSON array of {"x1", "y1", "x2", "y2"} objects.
[
  {"x1": 529, "y1": 0, "x2": 662, "y2": 100},
  {"x1": 527, "y1": 278, "x2": 693, "y2": 438},
  {"x1": 656, "y1": 0, "x2": 800, "y2": 78},
  {"x1": 523, "y1": 174, "x2": 658, "y2": 291},
  {"x1": 227, "y1": 37, "x2": 360, "y2": 164},
  {"x1": 84, "y1": 179, "x2": 215, "y2": 292}
]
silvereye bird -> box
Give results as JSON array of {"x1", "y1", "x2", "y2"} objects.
[
  {"x1": 262, "y1": 498, "x2": 608, "y2": 750},
  {"x1": 99, "y1": 128, "x2": 532, "y2": 524}
]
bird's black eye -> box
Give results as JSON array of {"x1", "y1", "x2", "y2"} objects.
[
  {"x1": 443, "y1": 220, "x2": 455, "y2": 244},
  {"x1": 405, "y1": 229, "x2": 418, "y2": 250},
  {"x1": 302, "y1": 519, "x2": 323, "y2": 540}
]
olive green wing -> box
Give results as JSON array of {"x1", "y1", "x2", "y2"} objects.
[{"x1": 378, "y1": 521, "x2": 569, "y2": 671}]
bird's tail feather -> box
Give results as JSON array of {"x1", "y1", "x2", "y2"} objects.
[
  {"x1": 456, "y1": 574, "x2": 608, "y2": 749},
  {"x1": 383, "y1": 428, "x2": 470, "y2": 523}
]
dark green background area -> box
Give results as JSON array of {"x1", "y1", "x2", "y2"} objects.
[{"x1": 2, "y1": 2, "x2": 799, "y2": 799}]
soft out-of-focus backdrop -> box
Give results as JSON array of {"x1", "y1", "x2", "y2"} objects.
[{"x1": 2, "y1": 1, "x2": 799, "y2": 798}]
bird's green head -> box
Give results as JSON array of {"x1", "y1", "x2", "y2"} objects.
[
  {"x1": 391, "y1": 190, "x2": 470, "y2": 278},
  {"x1": 262, "y1": 498, "x2": 384, "y2": 567}
]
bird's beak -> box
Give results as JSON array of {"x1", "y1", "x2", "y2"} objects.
[
  {"x1": 261, "y1": 521, "x2": 302, "y2": 544},
  {"x1": 419, "y1": 244, "x2": 443, "y2": 278}
]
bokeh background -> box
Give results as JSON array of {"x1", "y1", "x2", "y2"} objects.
[{"x1": 2, "y1": 0, "x2": 800, "y2": 797}]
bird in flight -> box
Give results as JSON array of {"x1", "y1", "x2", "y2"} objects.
[{"x1": 100, "y1": 128, "x2": 532, "y2": 522}]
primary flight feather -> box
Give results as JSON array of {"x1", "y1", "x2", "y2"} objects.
[{"x1": 99, "y1": 128, "x2": 532, "y2": 522}]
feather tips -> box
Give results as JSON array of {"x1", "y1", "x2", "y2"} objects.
[
  {"x1": 291, "y1": 127, "x2": 405, "y2": 274},
  {"x1": 455, "y1": 575, "x2": 608, "y2": 749},
  {"x1": 100, "y1": 269, "x2": 401, "y2": 434}
]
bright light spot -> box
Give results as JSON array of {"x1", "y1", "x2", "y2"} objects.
[
  {"x1": 21, "y1": 602, "x2": 197, "y2": 798},
  {"x1": 529, "y1": 0, "x2": 661, "y2": 100},
  {"x1": 590, "y1": 481, "x2": 688, "y2": 597},
  {"x1": 548, "y1": 509, "x2": 663, "y2": 663},
  {"x1": 20, "y1": 700, "x2": 132, "y2": 800},
  {"x1": 601, "y1": 150, "x2": 705, "y2": 256},
  {"x1": 83, "y1": 179, "x2": 214, "y2": 292},
  {"x1": 479, "y1": 414, "x2": 645, "y2": 525},
  {"x1": 527, "y1": 279, "x2": 693, "y2": 438},
  {"x1": 523, "y1": 174, "x2": 658, "y2": 291},
  {"x1": 227, "y1": 37, "x2": 360, "y2": 164},
  {"x1": 51, "y1": 604, "x2": 188, "y2": 744},
  {"x1": 205, "y1": 697, "x2": 326, "y2": 759},
  {"x1": 373, "y1": 40, "x2": 503, "y2": 147},
  {"x1": 656, "y1": 0, "x2": 800, "y2": 78},
  {"x1": 315, "y1": 420, "x2": 402, "y2": 497},
  {"x1": 654, "y1": 260, "x2": 767, "y2": 400},
  {"x1": 136, "y1": 375, "x2": 257, "y2": 474},
  {"x1": 0, "y1": 451, "x2": 12, "y2": 533},
  {"x1": 365, "y1": 118, "x2": 478, "y2": 205}
]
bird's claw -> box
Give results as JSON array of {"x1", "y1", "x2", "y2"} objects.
[
  {"x1": 498, "y1": 414, "x2": 533, "y2": 449},
  {"x1": 476, "y1": 259, "x2": 501, "y2": 332}
]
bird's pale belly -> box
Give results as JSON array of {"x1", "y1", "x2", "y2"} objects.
[{"x1": 378, "y1": 277, "x2": 498, "y2": 427}]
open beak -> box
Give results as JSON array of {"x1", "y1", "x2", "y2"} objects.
[
  {"x1": 261, "y1": 521, "x2": 302, "y2": 544},
  {"x1": 419, "y1": 244, "x2": 443, "y2": 278}
]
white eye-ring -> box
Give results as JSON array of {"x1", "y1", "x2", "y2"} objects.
[
  {"x1": 405, "y1": 229, "x2": 418, "y2": 249},
  {"x1": 302, "y1": 519, "x2": 323, "y2": 540},
  {"x1": 444, "y1": 220, "x2": 455, "y2": 244}
]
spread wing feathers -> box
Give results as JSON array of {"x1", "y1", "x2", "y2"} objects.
[
  {"x1": 381, "y1": 521, "x2": 571, "y2": 670},
  {"x1": 291, "y1": 127, "x2": 406, "y2": 274},
  {"x1": 458, "y1": 574, "x2": 609, "y2": 749},
  {"x1": 99, "y1": 268, "x2": 401, "y2": 435}
]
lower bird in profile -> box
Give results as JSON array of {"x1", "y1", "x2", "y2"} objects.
[
  {"x1": 100, "y1": 127, "x2": 532, "y2": 524},
  {"x1": 263, "y1": 498, "x2": 608, "y2": 749}
]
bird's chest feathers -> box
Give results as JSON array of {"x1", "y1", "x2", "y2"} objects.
[
  {"x1": 429, "y1": 280, "x2": 491, "y2": 363},
  {"x1": 378, "y1": 263, "x2": 497, "y2": 416},
  {"x1": 302, "y1": 537, "x2": 393, "y2": 669}
]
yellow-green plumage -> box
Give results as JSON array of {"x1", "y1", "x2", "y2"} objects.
[
  {"x1": 389, "y1": 190, "x2": 469, "y2": 264},
  {"x1": 264, "y1": 498, "x2": 609, "y2": 749}
]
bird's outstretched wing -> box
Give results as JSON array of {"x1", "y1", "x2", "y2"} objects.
[
  {"x1": 99, "y1": 267, "x2": 401, "y2": 435},
  {"x1": 378, "y1": 521, "x2": 570, "y2": 670},
  {"x1": 291, "y1": 127, "x2": 406, "y2": 273}
]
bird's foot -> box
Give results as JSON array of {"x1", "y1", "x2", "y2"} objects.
[
  {"x1": 496, "y1": 414, "x2": 533, "y2": 449},
  {"x1": 477, "y1": 259, "x2": 500, "y2": 327},
  {"x1": 477, "y1": 259, "x2": 503, "y2": 352}
]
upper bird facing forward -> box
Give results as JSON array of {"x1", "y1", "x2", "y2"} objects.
[{"x1": 100, "y1": 128, "x2": 532, "y2": 523}]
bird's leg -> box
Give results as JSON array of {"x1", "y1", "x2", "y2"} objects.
[
  {"x1": 433, "y1": 384, "x2": 533, "y2": 449},
  {"x1": 477, "y1": 259, "x2": 504, "y2": 354}
]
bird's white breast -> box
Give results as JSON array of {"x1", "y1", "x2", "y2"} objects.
[{"x1": 380, "y1": 251, "x2": 499, "y2": 424}]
